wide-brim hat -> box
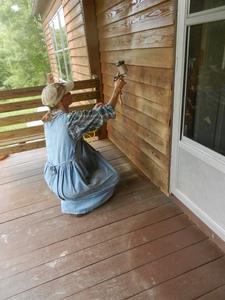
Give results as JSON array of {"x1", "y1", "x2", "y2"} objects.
[{"x1": 41, "y1": 81, "x2": 74, "y2": 107}]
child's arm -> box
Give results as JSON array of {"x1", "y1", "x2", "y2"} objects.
[
  {"x1": 93, "y1": 76, "x2": 126, "y2": 110},
  {"x1": 67, "y1": 77, "x2": 126, "y2": 141},
  {"x1": 107, "y1": 77, "x2": 126, "y2": 108}
]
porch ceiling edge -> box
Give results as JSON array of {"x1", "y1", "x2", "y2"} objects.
[{"x1": 32, "y1": 0, "x2": 52, "y2": 17}]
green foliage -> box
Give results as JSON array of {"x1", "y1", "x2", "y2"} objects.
[{"x1": 0, "y1": 0, "x2": 50, "y2": 90}]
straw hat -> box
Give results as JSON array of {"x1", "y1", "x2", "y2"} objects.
[{"x1": 41, "y1": 81, "x2": 74, "y2": 107}]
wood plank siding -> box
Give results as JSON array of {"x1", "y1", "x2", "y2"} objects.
[
  {"x1": 41, "y1": 0, "x2": 91, "y2": 81},
  {"x1": 39, "y1": 0, "x2": 176, "y2": 193},
  {"x1": 96, "y1": 0, "x2": 177, "y2": 194}
]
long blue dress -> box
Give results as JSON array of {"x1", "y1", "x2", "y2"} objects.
[{"x1": 43, "y1": 104, "x2": 119, "y2": 215}]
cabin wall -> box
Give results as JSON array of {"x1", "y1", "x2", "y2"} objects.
[
  {"x1": 95, "y1": 0, "x2": 177, "y2": 193},
  {"x1": 40, "y1": 0, "x2": 177, "y2": 194},
  {"x1": 41, "y1": 0, "x2": 91, "y2": 81}
]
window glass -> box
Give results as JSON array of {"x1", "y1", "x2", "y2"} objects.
[
  {"x1": 49, "y1": 6, "x2": 72, "y2": 81},
  {"x1": 58, "y1": 52, "x2": 67, "y2": 80},
  {"x1": 55, "y1": 55, "x2": 62, "y2": 79},
  {"x1": 52, "y1": 15, "x2": 62, "y2": 50},
  {"x1": 58, "y1": 6, "x2": 65, "y2": 28},
  {"x1": 190, "y1": 0, "x2": 225, "y2": 13},
  {"x1": 65, "y1": 51, "x2": 73, "y2": 80},
  {"x1": 49, "y1": 22, "x2": 57, "y2": 51},
  {"x1": 183, "y1": 20, "x2": 225, "y2": 156},
  {"x1": 62, "y1": 27, "x2": 68, "y2": 49}
]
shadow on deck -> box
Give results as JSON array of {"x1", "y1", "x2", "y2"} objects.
[{"x1": 0, "y1": 139, "x2": 225, "y2": 299}]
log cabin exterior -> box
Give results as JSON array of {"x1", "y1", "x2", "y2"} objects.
[
  {"x1": 31, "y1": 0, "x2": 225, "y2": 247},
  {"x1": 34, "y1": 0, "x2": 176, "y2": 195},
  {"x1": 0, "y1": 0, "x2": 225, "y2": 298}
]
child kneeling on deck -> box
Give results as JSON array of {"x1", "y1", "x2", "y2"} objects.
[{"x1": 41, "y1": 77, "x2": 126, "y2": 216}]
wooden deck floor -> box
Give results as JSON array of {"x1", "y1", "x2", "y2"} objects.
[{"x1": 0, "y1": 139, "x2": 225, "y2": 300}]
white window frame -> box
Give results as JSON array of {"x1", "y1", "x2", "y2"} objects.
[
  {"x1": 49, "y1": 5, "x2": 72, "y2": 81},
  {"x1": 170, "y1": 1, "x2": 225, "y2": 193}
]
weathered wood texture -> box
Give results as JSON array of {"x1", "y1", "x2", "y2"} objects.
[
  {"x1": 0, "y1": 79, "x2": 100, "y2": 155},
  {"x1": 41, "y1": 0, "x2": 91, "y2": 81},
  {"x1": 40, "y1": 0, "x2": 61, "y2": 81},
  {"x1": 0, "y1": 141, "x2": 224, "y2": 299},
  {"x1": 96, "y1": 0, "x2": 177, "y2": 194},
  {"x1": 64, "y1": 0, "x2": 91, "y2": 80}
]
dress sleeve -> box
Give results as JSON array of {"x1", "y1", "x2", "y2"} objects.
[{"x1": 67, "y1": 104, "x2": 116, "y2": 141}]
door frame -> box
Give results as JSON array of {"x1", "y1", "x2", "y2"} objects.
[{"x1": 170, "y1": 0, "x2": 225, "y2": 239}]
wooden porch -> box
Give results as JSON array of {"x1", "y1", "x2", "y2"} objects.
[{"x1": 0, "y1": 139, "x2": 225, "y2": 299}]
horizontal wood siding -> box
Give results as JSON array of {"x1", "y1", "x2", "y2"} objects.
[
  {"x1": 63, "y1": 0, "x2": 91, "y2": 80},
  {"x1": 96, "y1": 0, "x2": 177, "y2": 194},
  {"x1": 41, "y1": 0, "x2": 91, "y2": 81},
  {"x1": 42, "y1": 0, "x2": 61, "y2": 82}
]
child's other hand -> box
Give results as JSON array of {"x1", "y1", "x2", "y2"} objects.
[{"x1": 93, "y1": 102, "x2": 103, "y2": 109}]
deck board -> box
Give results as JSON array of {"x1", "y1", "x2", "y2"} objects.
[
  {"x1": 197, "y1": 284, "x2": 225, "y2": 300},
  {"x1": 0, "y1": 139, "x2": 224, "y2": 300},
  {"x1": 128, "y1": 257, "x2": 225, "y2": 300}
]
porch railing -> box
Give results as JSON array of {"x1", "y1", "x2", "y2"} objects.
[{"x1": 0, "y1": 79, "x2": 100, "y2": 155}]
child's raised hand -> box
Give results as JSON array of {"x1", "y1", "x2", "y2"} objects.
[{"x1": 114, "y1": 76, "x2": 126, "y2": 92}]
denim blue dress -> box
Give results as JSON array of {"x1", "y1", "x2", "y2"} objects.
[{"x1": 44, "y1": 104, "x2": 119, "y2": 215}]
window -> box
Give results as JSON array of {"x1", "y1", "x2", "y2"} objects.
[
  {"x1": 189, "y1": 0, "x2": 225, "y2": 13},
  {"x1": 182, "y1": 2, "x2": 225, "y2": 156},
  {"x1": 49, "y1": 6, "x2": 73, "y2": 81}
]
